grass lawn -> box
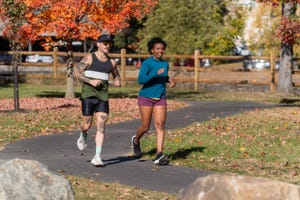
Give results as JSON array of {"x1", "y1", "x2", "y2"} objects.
[{"x1": 0, "y1": 81, "x2": 299, "y2": 199}]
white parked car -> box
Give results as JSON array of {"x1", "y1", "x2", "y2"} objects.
[
  {"x1": 25, "y1": 54, "x2": 54, "y2": 63},
  {"x1": 243, "y1": 59, "x2": 270, "y2": 70}
]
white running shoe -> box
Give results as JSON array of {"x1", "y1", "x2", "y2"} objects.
[
  {"x1": 91, "y1": 155, "x2": 104, "y2": 167},
  {"x1": 77, "y1": 136, "x2": 87, "y2": 151}
]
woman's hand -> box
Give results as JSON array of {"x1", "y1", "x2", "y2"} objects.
[
  {"x1": 157, "y1": 68, "x2": 165, "y2": 75},
  {"x1": 169, "y1": 77, "x2": 176, "y2": 87}
]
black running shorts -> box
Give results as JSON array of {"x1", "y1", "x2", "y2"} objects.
[{"x1": 81, "y1": 97, "x2": 109, "y2": 116}]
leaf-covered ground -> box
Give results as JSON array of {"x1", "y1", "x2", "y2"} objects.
[{"x1": 0, "y1": 98, "x2": 186, "y2": 144}]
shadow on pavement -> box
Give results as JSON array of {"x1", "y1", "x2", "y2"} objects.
[{"x1": 102, "y1": 156, "x2": 140, "y2": 167}]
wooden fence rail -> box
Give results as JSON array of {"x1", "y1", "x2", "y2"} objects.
[{"x1": 1, "y1": 48, "x2": 299, "y2": 92}]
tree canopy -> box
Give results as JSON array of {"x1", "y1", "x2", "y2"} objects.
[
  {"x1": 17, "y1": 0, "x2": 156, "y2": 49},
  {"x1": 258, "y1": 0, "x2": 300, "y2": 45},
  {"x1": 245, "y1": 4, "x2": 281, "y2": 55},
  {"x1": 0, "y1": 0, "x2": 27, "y2": 49},
  {"x1": 136, "y1": 0, "x2": 245, "y2": 55}
]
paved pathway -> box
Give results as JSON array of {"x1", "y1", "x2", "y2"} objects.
[{"x1": 0, "y1": 101, "x2": 275, "y2": 194}]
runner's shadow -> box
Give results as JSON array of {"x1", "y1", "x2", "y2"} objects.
[
  {"x1": 98, "y1": 146, "x2": 206, "y2": 166},
  {"x1": 170, "y1": 146, "x2": 206, "y2": 159},
  {"x1": 144, "y1": 146, "x2": 206, "y2": 160},
  {"x1": 144, "y1": 148, "x2": 157, "y2": 156},
  {"x1": 102, "y1": 156, "x2": 144, "y2": 166}
]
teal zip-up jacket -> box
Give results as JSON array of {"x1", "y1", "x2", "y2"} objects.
[{"x1": 138, "y1": 56, "x2": 169, "y2": 98}]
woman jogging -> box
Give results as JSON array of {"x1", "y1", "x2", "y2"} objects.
[{"x1": 131, "y1": 37, "x2": 175, "y2": 165}]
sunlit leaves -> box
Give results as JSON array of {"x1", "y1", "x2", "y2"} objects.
[
  {"x1": 276, "y1": 16, "x2": 300, "y2": 44},
  {"x1": 0, "y1": 0, "x2": 157, "y2": 49},
  {"x1": 137, "y1": 0, "x2": 245, "y2": 55},
  {"x1": 257, "y1": 0, "x2": 300, "y2": 45}
]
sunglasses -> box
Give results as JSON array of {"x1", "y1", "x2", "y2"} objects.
[{"x1": 102, "y1": 41, "x2": 113, "y2": 46}]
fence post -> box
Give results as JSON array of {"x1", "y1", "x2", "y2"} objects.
[
  {"x1": 120, "y1": 48, "x2": 126, "y2": 87},
  {"x1": 270, "y1": 48, "x2": 275, "y2": 93},
  {"x1": 53, "y1": 47, "x2": 58, "y2": 79},
  {"x1": 194, "y1": 49, "x2": 200, "y2": 91}
]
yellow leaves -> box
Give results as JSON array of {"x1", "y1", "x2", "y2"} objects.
[
  {"x1": 239, "y1": 146, "x2": 246, "y2": 152},
  {"x1": 239, "y1": 146, "x2": 250, "y2": 158},
  {"x1": 175, "y1": 137, "x2": 182, "y2": 143}
]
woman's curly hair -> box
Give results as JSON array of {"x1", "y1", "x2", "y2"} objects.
[{"x1": 147, "y1": 37, "x2": 167, "y2": 54}]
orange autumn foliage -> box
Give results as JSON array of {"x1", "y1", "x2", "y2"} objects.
[{"x1": 1, "y1": 0, "x2": 158, "y2": 49}]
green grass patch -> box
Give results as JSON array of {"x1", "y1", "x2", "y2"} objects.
[
  {"x1": 0, "y1": 83, "x2": 82, "y2": 99},
  {"x1": 140, "y1": 108, "x2": 300, "y2": 184},
  {"x1": 166, "y1": 88, "x2": 300, "y2": 104},
  {"x1": 67, "y1": 175, "x2": 175, "y2": 200}
]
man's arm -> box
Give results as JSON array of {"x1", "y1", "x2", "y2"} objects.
[
  {"x1": 110, "y1": 59, "x2": 121, "y2": 86},
  {"x1": 111, "y1": 59, "x2": 120, "y2": 79},
  {"x1": 74, "y1": 56, "x2": 92, "y2": 84}
]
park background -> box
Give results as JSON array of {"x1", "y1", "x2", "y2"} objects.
[
  {"x1": 0, "y1": 0, "x2": 299, "y2": 199},
  {"x1": 1, "y1": 0, "x2": 300, "y2": 99}
]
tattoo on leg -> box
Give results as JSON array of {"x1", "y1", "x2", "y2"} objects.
[
  {"x1": 100, "y1": 115, "x2": 107, "y2": 121},
  {"x1": 97, "y1": 123, "x2": 104, "y2": 133},
  {"x1": 84, "y1": 118, "x2": 92, "y2": 125},
  {"x1": 97, "y1": 114, "x2": 107, "y2": 133},
  {"x1": 81, "y1": 117, "x2": 92, "y2": 130}
]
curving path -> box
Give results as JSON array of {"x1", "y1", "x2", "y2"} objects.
[{"x1": 0, "y1": 101, "x2": 275, "y2": 194}]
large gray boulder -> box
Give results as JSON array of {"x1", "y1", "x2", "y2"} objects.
[
  {"x1": 0, "y1": 158, "x2": 74, "y2": 200},
  {"x1": 177, "y1": 174, "x2": 300, "y2": 200}
]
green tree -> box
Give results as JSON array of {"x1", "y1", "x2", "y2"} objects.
[
  {"x1": 246, "y1": 4, "x2": 281, "y2": 56},
  {"x1": 114, "y1": 18, "x2": 146, "y2": 52},
  {"x1": 137, "y1": 0, "x2": 245, "y2": 55}
]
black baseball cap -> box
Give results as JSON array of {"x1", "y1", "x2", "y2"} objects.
[{"x1": 97, "y1": 34, "x2": 113, "y2": 42}]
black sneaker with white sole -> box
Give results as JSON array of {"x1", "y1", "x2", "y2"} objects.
[
  {"x1": 131, "y1": 135, "x2": 142, "y2": 157},
  {"x1": 154, "y1": 152, "x2": 169, "y2": 165}
]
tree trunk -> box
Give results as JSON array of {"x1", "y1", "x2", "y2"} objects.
[
  {"x1": 12, "y1": 50, "x2": 19, "y2": 112},
  {"x1": 11, "y1": 40, "x2": 20, "y2": 112},
  {"x1": 64, "y1": 49, "x2": 75, "y2": 98},
  {"x1": 278, "y1": 42, "x2": 294, "y2": 93},
  {"x1": 277, "y1": 2, "x2": 295, "y2": 94}
]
